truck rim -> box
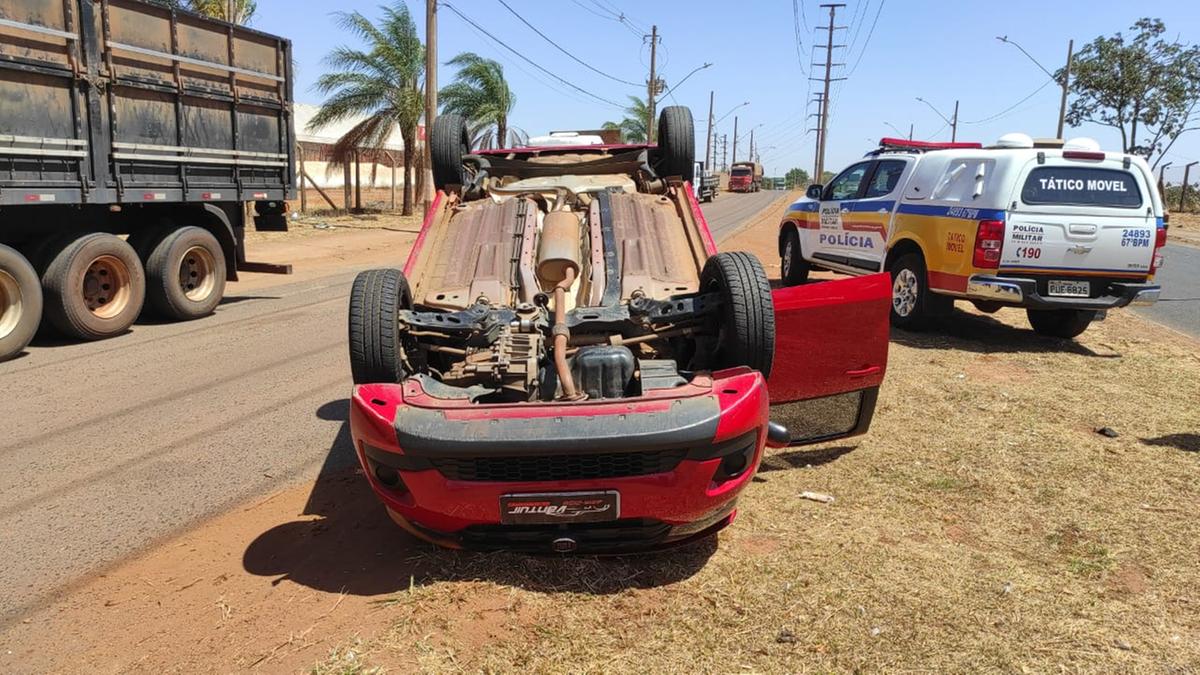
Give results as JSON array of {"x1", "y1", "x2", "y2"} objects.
[
  {"x1": 178, "y1": 245, "x2": 217, "y2": 302},
  {"x1": 0, "y1": 269, "x2": 22, "y2": 339},
  {"x1": 82, "y1": 255, "x2": 133, "y2": 319},
  {"x1": 893, "y1": 268, "x2": 918, "y2": 317},
  {"x1": 782, "y1": 239, "x2": 795, "y2": 276}
]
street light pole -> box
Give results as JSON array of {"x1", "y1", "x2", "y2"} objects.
[
  {"x1": 1057, "y1": 39, "x2": 1074, "y2": 139},
  {"x1": 705, "y1": 91, "x2": 714, "y2": 170}
]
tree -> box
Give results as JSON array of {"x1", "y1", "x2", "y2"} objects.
[
  {"x1": 785, "y1": 167, "x2": 810, "y2": 188},
  {"x1": 149, "y1": 0, "x2": 257, "y2": 24},
  {"x1": 602, "y1": 96, "x2": 651, "y2": 143},
  {"x1": 309, "y1": 3, "x2": 424, "y2": 215},
  {"x1": 439, "y1": 53, "x2": 517, "y2": 150},
  {"x1": 1058, "y1": 18, "x2": 1200, "y2": 168}
]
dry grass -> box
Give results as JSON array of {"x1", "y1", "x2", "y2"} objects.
[
  {"x1": 309, "y1": 303, "x2": 1200, "y2": 672},
  {"x1": 1169, "y1": 212, "x2": 1200, "y2": 248}
]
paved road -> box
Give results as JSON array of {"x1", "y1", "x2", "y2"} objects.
[
  {"x1": 0, "y1": 193, "x2": 781, "y2": 623},
  {"x1": 1134, "y1": 243, "x2": 1199, "y2": 338},
  {"x1": 701, "y1": 190, "x2": 791, "y2": 242}
]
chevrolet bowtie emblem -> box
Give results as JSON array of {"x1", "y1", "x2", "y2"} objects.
[{"x1": 1067, "y1": 245, "x2": 1093, "y2": 254}]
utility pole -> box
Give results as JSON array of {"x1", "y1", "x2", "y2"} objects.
[
  {"x1": 810, "y1": 91, "x2": 826, "y2": 180},
  {"x1": 731, "y1": 116, "x2": 739, "y2": 164},
  {"x1": 424, "y1": 0, "x2": 437, "y2": 212},
  {"x1": 722, "y1": 134, "x2": 727, "y2": 172},
  {"x1": 813, "y1": 4, "x2": 846, "y2": 182},
  {"x1": 646, "y1": 25, "x2": 658, "y2": 143},
  {"x1": 908, "y1": 123, "x2": 913, "y2": 140},
  {"x1": 1057, "y1": 39, "x2": 1073, "y2": 139},
  {"x1": 951, "y1": 100, "x2": 959, "y2": 142},
  {"x1": 705, "y1": 90, "x2": 714, "y2": 169},
  {"x1": 749, "y1": 128, "x2": 755, "y2": 165},
  {"x1": 1181, "y1": 161, "x2": 1198, "y2": 211}
]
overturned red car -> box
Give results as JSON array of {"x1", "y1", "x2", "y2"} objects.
[{"x1": 347, "y1": 107, "x2": 890, "y2": 553}]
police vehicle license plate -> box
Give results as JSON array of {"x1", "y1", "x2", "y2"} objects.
[
  {"x1": 499, "y1": 491, "x2": 619, "y2": 525},
  {"x1": 1048, "y1": 280, "x2": 1090, "y2": 297}
]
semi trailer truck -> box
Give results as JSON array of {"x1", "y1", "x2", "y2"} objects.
[{"x1": 0, "y1": 0, "x2": 295, "y2": 361}]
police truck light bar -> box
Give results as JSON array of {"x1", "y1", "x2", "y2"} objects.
[{"x1": 878, "y1": 137, "x2": 983, "y2": 151}]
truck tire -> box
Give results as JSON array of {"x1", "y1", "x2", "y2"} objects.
[
  {"x1": 144, "y1": 226, "x2": 227, "y2": 320},
  {"x1": 1026, "y1": 308, "x2": 1096, "y2": 339},
  {"x1": 41, "y1": 233, "x2": 145, "y2": 341},
  {"x1": 430, "y1": 113, "x2": 470, "y2": 190},
  {"x1": 0, "y1": 244, "x2": 43, "y2": 361},
  {"x1": 656, "y1": 106, "x2": 695, "y2": 183},
  {"x1": 780, "y1": 228, "x2": 810, "y2": 286},
  {"x1": 349, "y1": 268, "x2": 412, "y2": 384},
  {"x1": 889, "y1": 252, "x2": 950, "y2": 331},
  {"x1": 700, "y1": 251, "x2": 775, "y2": 378}
]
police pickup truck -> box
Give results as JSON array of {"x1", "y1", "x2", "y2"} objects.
[{"x1": 777, "y1": 135, "x2": 1165, "y2": 338}]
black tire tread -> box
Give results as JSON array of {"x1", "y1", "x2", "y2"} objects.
[
  {"x1": 41, "y1": 233, "x2": 145, "y2": 341},
  {"x1": 702, "y1": 251, "x2": 776, "y2": 378},
  {"x1": 780, "y1": 227, "x2": 810, "y2": 286},
  {"x1": 145, "y1": 226, "x2": 226, "y2": 321},
  {"x1": 430, "y1": 113, "x2": 469, "y2": 190},
  {"x1": 0, "y1": 244, "x2": 43, "y2": 361},
  {"x1": 1026, "y1": 308, "x2": 1095, "y2": 339},
  {"x1": 656, "y1": 106, "x2": 695, "y2": 184},
  {"x1": 349, "y1": 268, "x2": 410, "y2": 384}
]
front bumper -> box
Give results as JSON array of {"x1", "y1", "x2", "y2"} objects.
[
  {"x1": 966, "y1": 274, "x2": 1160, "y2": 310},
  {"x1": 350, "y1": 369, "x2": 769, "y2": 553}
]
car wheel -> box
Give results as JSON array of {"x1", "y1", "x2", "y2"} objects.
[
  {"x1": 888, "y1": 252, "x2": 949, "y2": 331},
  {"x1": 780, "y1": 228, "x2": 809, "y2": 286},
  {"x1": 430, "y1": 113, "x2": 470, "y2": 190},
  {"x1": 0, "y1": 244, "x2": 43, "y2": 361},
  {"x1": 656, "y1": 106, "x2": 695, "y2": 183},
  {"x1": 144, "y1": 226, "x2": 227, "y2": 320},
  {"x1": 700, "y1": 251, "x2": 775, "y2": 378},
  {"x1": 41, "y1": 233, "x2": 145, "y2": 340},
  {"x1": 1026, "y1": 308, "x2": 1096, "y2": 339},
  {"x1": 349, "y1": 268, "x2": 412, "y2": 384}
]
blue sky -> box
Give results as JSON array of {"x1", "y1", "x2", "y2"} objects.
[{"x1": 255, "y1": 0, "x2": 1199, "y2": 181}]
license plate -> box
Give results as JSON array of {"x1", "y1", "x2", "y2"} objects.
[
  {"x1": 1047, "y1": 279, "x2": 1090, "y2": 297},
  {"x1": 499, "y1": 491, "x2": 619, "y2": 525}
]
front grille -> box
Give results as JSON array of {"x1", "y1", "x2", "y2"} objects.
[{"x1": 430, "y1": 449, "x2": 687, "y2": 482}]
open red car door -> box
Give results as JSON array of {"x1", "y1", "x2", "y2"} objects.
[{"x1": 767, "y1": 273, "x2": 891, "y2": 446}]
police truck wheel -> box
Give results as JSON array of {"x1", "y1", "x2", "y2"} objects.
[
  {"x1": 656, "y1": 106, "x2": 695, "y2": 183},
  {"x1": 41, "y1": 233, "x2": 145, "y2": 341},
  {"x1": 144, "y1": 226, "x2": 226, "y2": 320},
  {"x1": 889, "y1": 252, "x2": 949, "y2": 331},
  {"x1": 700, "y1": 251, "x2": 776, "y2": 378},
  {"x1": 1026, "y1": 308, "x2": 1096, "y2": 339},
  {"x1": 349, "y1": 268, "x2": 412, "y2": 384},
  {"x1": 780, "y1": 228, "x2": 810, "y2": 286},
  {"x1": 430, "y1": 113, "x2": 470, "y2": 190},
  {"x1": 0, "y1": 244, "x2": 43, "y2": 361}
]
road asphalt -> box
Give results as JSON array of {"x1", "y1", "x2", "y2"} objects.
[
  {"x1": 1134, "y1": 243, "x2": 1199, "y2": 338},
  {"x1": 0, "y1": 191, "x2": 784, "y2": 623}
]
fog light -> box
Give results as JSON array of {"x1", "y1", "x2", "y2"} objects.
[
  {"x1": 712, "y1": 443, "x2": 755, "y2": 484},
  {"x1": 372, "y1": 462, "x2": 407, "y2": 492}
]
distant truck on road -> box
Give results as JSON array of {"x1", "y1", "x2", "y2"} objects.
[
  {"x1": 728, "y1": 161, "x2": 763, "y2": 192},
  {"x1": 0, "y1": 0, "x2": 295, "y2": 361}
]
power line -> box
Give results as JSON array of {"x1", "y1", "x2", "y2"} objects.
[
  {"x1": 495, "y1": 0, "x2": 641, "y2": 87},
  {"x1": 791, "y1": 0, "x2": 808, "y2": 77},
  {"x1": 440, "y1": 2, "x2": 625, "y2": 109},
  {"x1": 845, "y1": 0, "x2": 884, "y2": 77},
  {"x1": 960, "y1": 79, "x2": 1055, "y2": 125}
]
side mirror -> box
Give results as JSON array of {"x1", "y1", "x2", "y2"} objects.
[{"x1": 806, "y1": 184, "x2": 823, "y2": 200}]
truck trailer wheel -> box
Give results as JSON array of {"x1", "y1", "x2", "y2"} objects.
[
  {"x1": 656, "y1": 106, "x2": 695, "y2": 183},
  {"x1": 780, "y1": 228, "x2": 810, "y2": 286},
  {"x1": 1026, "y1": 308, "x2": 1096, "y2": 339},
  {"x1": 0, "y1": 244, "x2": 43, "y2": 361},
  {"x1": 144, "y1": 226, "x2": 226, "y2": 320},
  {"x1": 700, "y1": 251, "x2": 776, "y2": 378},
  {"x1": 349, "y1": 268, "x2": 412, "y2": 384},
  {"x1": 430, "y1": 113, "x2": 470, "y2": 190},
  {"x1": 41, "y1": 233, "x2": 145, "y2": 341}
]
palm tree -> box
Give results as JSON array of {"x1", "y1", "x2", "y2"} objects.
[
  {"x1": 439, "y1": 53, "x2": 516, "y2": 150},
  {"x1": 309, "y1": 3, "x2": 423, "y2": 215},
  {"x1": 603, "y1": 96, "x2": 650, "y2": 143},
  {"x1": 149, "y1": 0, "x2": 257, "y2": 24}
]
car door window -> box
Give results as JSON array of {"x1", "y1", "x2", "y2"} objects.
[
  {"x1": 824, "y1": 162, "x2": 871, "y2": 201},
  {"x1": 864, "y1": 160, "x2": 906, "y2": 198}
]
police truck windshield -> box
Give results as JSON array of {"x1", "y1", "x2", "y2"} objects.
[{"x1": 1021, "y1": 167, "x2": 1142, "y2": 208}]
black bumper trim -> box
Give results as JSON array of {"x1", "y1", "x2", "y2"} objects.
[{"x1": 977, "y1": 275, "x2": 1159, "y2": 310}]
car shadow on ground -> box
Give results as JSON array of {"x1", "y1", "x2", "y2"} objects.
[
  {"x1": 241, "y1": 399, "x2": 717, "y2": 598},
  {"x1": 889, "y1": 309, "x2": 1120, "y2": 358},
  {"x1": 758, "y1": 445, "x2": 856, "y2": 473},
  {"x1": 1141, "y1": 433, "x2": 1200, "y2": 453}
]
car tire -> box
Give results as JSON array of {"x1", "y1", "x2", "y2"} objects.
[
  {"x1": 349, "y1": 268, "x2": 412, "y2": 384},
  {"x1": 888, "y1": 252, "x2": 949, "y2": 331},
  {"x1": 0, "y1": 244, "x2": 43, "y2": 361},
  {"x1": 780, "y1": 228, "x2": 810, "y2": 286},
  {"x1": 656, "y1": 106, "x2": 695, "y2": 183},
  {"x1": 430, "y1": 113, "x2": 470, "y2": 190},
  {"x1": 41, "y1": 233, "x2": 145, "y2": 341},
  {"x1": 700, "y1": 251, "x2": 776, "y2": 378},
  {"x1": 144, "y1": 226, "x2": 227, "y2": 320},
  {"x1": 1026, "y1": 308, "x2": 1095, "y2": 339}
]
